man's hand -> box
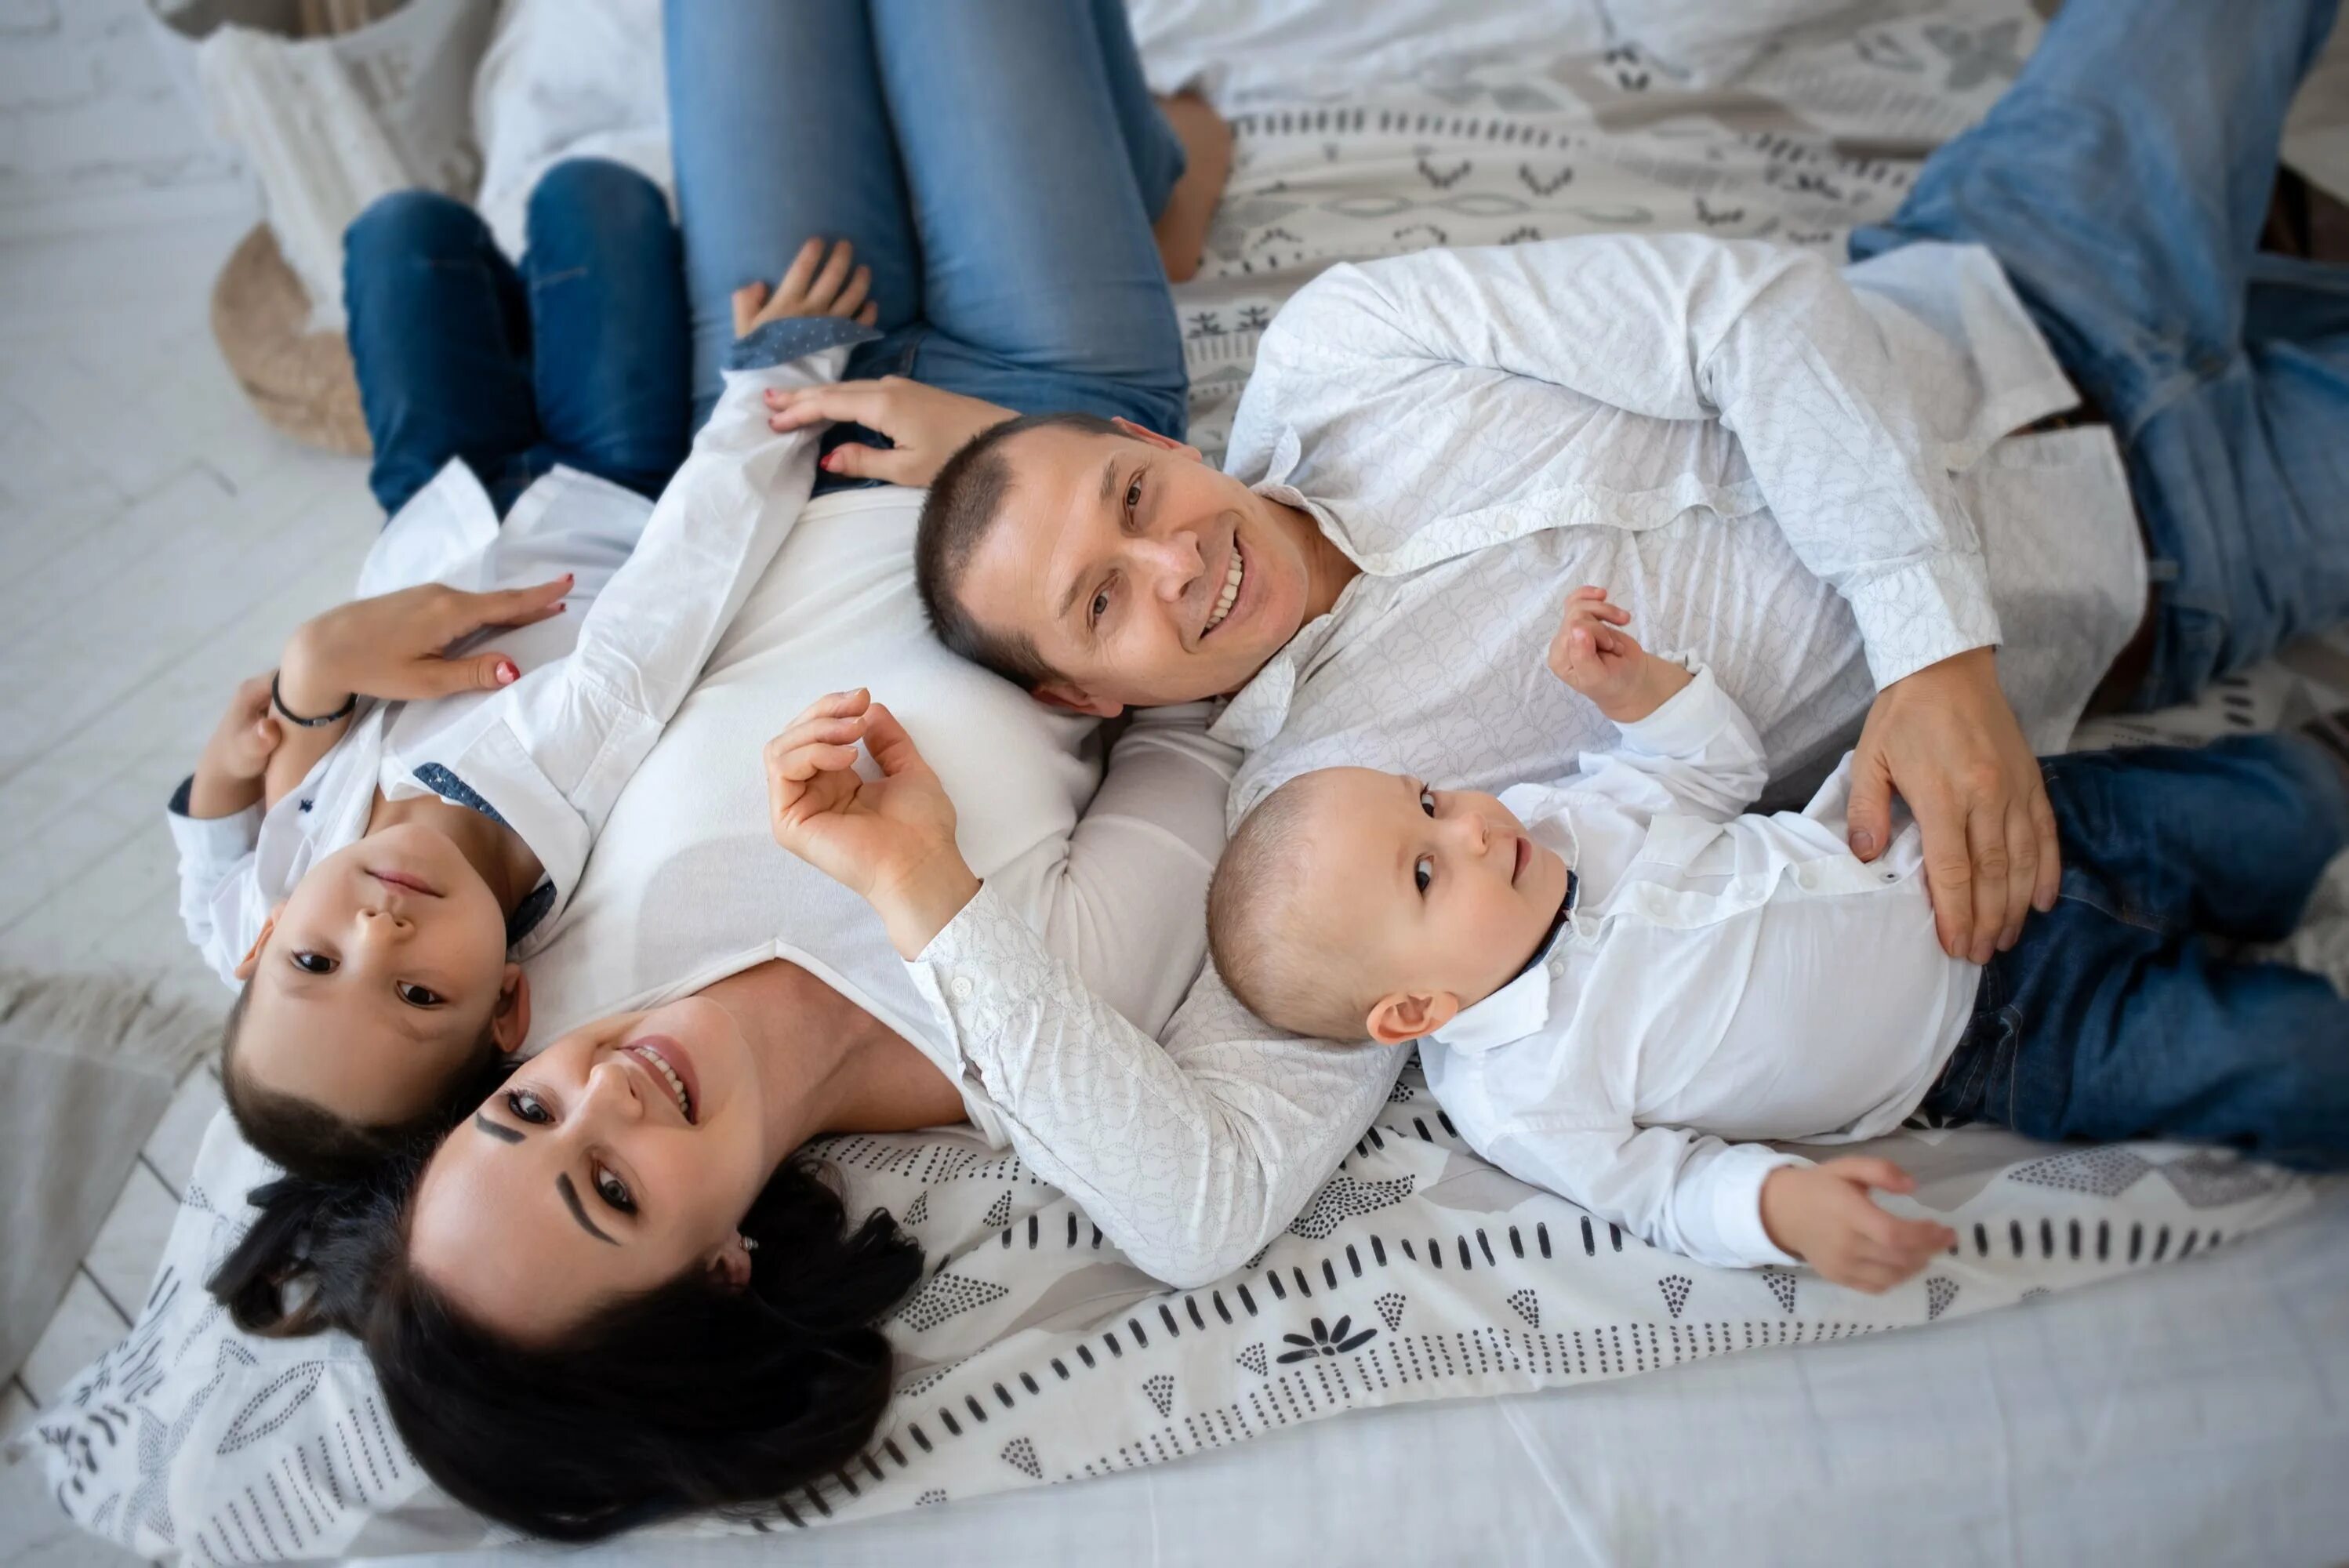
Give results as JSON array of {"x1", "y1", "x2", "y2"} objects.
[
  {"x1": 1545, "y1": 586, "x2": 1691, "y2": 724},
  {"x1": 1759, "y1": 1158, "x2": 1955, "y2": 1294},
  {"x1": 764, "y1": 688, "x2": 980, "y2": 956},
  {"x1": 1847, "y1": 647, "x2": 2059, "y2": 964},
  {"x1": 731, "y1": 237, "x2": 879, "y2": 336},
  {"x1": 277, "y1": 576, "x2": 572, "y2": 717},
  {"x1": 187, "y1": 673, "x2": 284, "y2": 818},
  {"x1": 763, "y1": 376, "x2": 1015, "y2": 487}
]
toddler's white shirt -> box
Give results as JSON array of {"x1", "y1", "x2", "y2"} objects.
[
  {"x1": 165, "y1": 323, "x2": 867, "y2": 985},
  {"x1": 1421, "y1": 663, "x2": 1980, "y2": 1269}
]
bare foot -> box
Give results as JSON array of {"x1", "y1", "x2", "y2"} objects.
[{"x1": 1153, "y1": 93, "x2": 1233, "y2": 285}]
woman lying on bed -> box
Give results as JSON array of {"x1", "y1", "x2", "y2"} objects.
[{"x1": 203, "y1": 0, "x2": 1254, "y2": 1542}]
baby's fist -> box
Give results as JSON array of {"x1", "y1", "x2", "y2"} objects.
[{"x1": 1546, "y1": 587, "x2": 1644, "y2": 695}]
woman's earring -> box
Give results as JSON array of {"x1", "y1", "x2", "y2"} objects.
[{"x1": 739, "y1": 1234, "x2": 759, "y2": 1253}]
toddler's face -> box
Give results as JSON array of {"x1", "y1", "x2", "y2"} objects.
[
  {"x1": 233, "y1": 821, "x2": 521, "y2": 1126},
  {"x1": 1300, "y1": 768, "x2": 1570, "y2": 1037}
]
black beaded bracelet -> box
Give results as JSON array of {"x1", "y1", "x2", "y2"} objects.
[{"x1": 271, "y1": 671, "x2": 357, "y2": 728}]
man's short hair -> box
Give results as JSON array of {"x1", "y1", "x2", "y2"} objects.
[
  {"x1": 915, "y1": 409, "x2": 1127, "y2": 690},
  {"x1": 1206, "y1": 775, "x2": 1370, "y2": 1041}
]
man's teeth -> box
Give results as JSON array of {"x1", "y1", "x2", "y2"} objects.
[
  {"x1": 630, "y1": 1044, "x2": 692, "y2": 1120},
  {"x1": 1205, "y1": 550, "x2": 1243, "y2": 633}
]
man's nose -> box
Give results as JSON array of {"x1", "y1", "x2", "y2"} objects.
[{"x1": 1137, "y1": 531, "x2": 1204, "y2": 603}]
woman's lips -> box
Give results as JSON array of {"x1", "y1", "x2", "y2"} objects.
[{"x1": 627, "y1": 1033, "x2": 702, "y2": 1125}]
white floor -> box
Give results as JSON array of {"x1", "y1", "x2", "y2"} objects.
[
  {"x1": 0, "y1": 0, "x2": 379, "y2": 1501},
  {"x1": 2, "y1": 2, "x2": 2347, "y2": 1563}
]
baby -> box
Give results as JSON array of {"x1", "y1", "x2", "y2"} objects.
[
  {"x1": 172, "y1": 230, "x2": 878, "y2": 1181},
  {"x1": 1207, "y1": 587, "x2": 2349, "y2": 1292}
]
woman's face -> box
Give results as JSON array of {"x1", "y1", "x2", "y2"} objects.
[{"x1": 406, "y1": 996, "x2": 775, "y2": 1343}]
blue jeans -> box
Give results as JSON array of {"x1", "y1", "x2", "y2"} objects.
[
  {"x1": 1920, "y1": 736, "x2": 2349, "y2": 1171},
  {"x1": 343, "y1": 158, "x2": 692, "y2": 518},
  {"x1": 664, "y1": 0, "x2": 1188, "y2": 457},
  {"x1": 1852, "y1": 0, "x2": 2349, "y2": 710}
]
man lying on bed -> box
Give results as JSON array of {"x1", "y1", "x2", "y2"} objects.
[{"x1": 758, "y1": 0, "x2": 2349, "y2": 1287}]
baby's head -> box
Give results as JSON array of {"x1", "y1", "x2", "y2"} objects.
[
  {"x1": 1207, "y1": 768, "x2": 1573, "y2": 1043},
  {"x1": 224, "y1": 822, "x2": 529, "y2": 1179}
]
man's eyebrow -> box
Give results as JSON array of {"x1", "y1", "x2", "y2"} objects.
[
  {"x1": 555, "y1": 1172, "x2": 618, "y2": 1245},
  {"x1": 471, "y1": 1112, "x2": 522, "y2": 1145},
  {"x1": 1099, "y1": 455, "x2": 1120, "y2": 507}
]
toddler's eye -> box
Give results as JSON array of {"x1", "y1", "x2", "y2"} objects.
[
  {"x1": 396, "y1": 982, "x2": 443, "y2": 1007},
  {"x1": 1414, "y1": 855, "x2": 1433, "y2": 895},
  {"x1": 289, "y1": 950, "x2": 336, "y2": 975},
  {"x1": 1418, "y1": 788, "x2": 1436, "y2": 818},
  {"x1": 594, "y1": 1165, "x2": 636, "y2": 1214},
  {"x1": 506, "y1": 1089, "x2": 552, "y2": 1124}
]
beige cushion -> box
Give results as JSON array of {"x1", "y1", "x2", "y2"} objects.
[{"x1": 210, "y1": 222, "x2": 372, "y2": 456}]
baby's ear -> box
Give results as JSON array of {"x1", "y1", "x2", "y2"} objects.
[
  {"x1": 232, "y1": 907, "x2": 284, "y2": 982},
  {"x1": 1365, "y1": 991, "x2": 1460, "y2": 1045},
  {"x1": 488, "y1": 966, "x2": 531, "y2": 1052}
]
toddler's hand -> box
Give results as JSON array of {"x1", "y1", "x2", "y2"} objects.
[
  {"x1": 764, "y1": 377, "x2": 1015, "y2": 487},
  {"x1": 1759, "y1": 1158, "x2": 1955, "y2": 1294},
  {"x1": 732, "y1": 238, "x2": 880, "y2": 336},
  {"x1": 764, "y1": 689, "x2": 979, "y2": 957},
  {"x1": 201, "y1": 673, "x2": 283, "y2": 785}
]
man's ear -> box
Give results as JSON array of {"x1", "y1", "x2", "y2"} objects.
[
  {"x1": 1365, "y1": 990, "x2": 1461, "y2": 1045},
  {"x1": 232, "y1": 907, "x2": 284, "y2": 982},
  {"x1": 1109, "y1": 417, "x2": 1204, "y2": 464},
  {"x1": 706, "y1": 1234, "x2": 753, "y2": 1294},
  {"x1": 1031, "y1": 681, "x2": 1125, "y2": 719},
  {"x1": 488, "y1": 966, "x2": 531, "y2": 1053}
]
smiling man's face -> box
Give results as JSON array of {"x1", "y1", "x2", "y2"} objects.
[{"x1": 952, "y1": 422, "x2": 1331, "y2": 714}]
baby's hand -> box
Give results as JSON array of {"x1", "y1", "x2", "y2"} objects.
[
  {"x1": 1547, "y1": 587, "x2": 1687, "y2": 723},
  {"x1": 732, "y1": 238, "x2": 880, "y2": 336},
  {"x1": 764, "y1": 689, "x2": 979, "y2": 958},
  {"x1": 1759, "y1": 1158, "x2": 1956, "y2": 1294}
]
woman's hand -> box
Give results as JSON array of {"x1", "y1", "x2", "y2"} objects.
[
  {"x1": 276, "y1": 576, "x2": 572, "y2": 717},
  {"x1": 186, "y1": 672, "x2": 284, "y2": 818},
  {"x1": 763, "y1": 377, "x2": 1015, "y2": 487},
  {"x1": 732, "y1": 237, "x2": 879, "y2": 335},
  {"x1": 764, "y1": 688, "x2": 980, "y2": 956}
]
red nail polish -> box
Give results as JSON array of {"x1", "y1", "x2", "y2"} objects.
[
  {"x1": 820, "y1": 452, "x2": 839, "y2": 471},
  {"x1": 496, "y1": 660, "x2": 518, "y2": 684}
]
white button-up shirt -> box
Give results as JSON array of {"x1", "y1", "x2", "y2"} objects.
[
  {"x1": 1421, "y1": 663, "x2": 1977, "y2": 1271},
  {"x1": 166, "y1": 323, "x2": 868, "y2": 984},
  {"x1": 903, "y1": 233, "x2": 2138, "y2": 1287}
]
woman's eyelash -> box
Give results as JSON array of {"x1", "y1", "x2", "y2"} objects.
[
  {"x1": 506, "y1": 1089, "x2": 552, "y2": 1124},
  {"x1": 594, "y1": 1165, "x2": 636, "y2": 1214}
]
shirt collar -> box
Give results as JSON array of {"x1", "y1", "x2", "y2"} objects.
[{"x1": 1432, "y1": 956, "x2": 1555, "y2": 1053}]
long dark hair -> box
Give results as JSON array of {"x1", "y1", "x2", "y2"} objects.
[
  {"x1": 206, "y1": 1052, "x2": 517, "y2": 1336},
  {"x1": 368, "y1": 1154, "x2": 922, "y2": 1541}
]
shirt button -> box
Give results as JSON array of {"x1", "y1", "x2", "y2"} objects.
[
  {"x1": 1548, "y1": 958, "x2": 1566, "y2": 979},
  {"x1": 950, "y1": 975, "x2": 975, "y2": 1000}
]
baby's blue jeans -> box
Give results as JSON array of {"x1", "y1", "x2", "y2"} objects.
[{"x1": 1920, "y1": 735, "x2": 2349, "y2": 1170}]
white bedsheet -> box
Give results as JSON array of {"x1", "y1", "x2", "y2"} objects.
[{"x1": 387, "y1": 1185, "x2": 2349, "y2": 1568}]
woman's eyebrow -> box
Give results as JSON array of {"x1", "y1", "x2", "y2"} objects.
[
  {"x1": 555, "y1": 1172, "x2": 618, "y2": 1245},
  {"x1": 472, "y1": 1112, "x2": 523, "y2": 1145}
]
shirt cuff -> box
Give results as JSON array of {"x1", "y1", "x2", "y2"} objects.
[
  {"x1": 724, "y1": 316, "x2": 880, "y2": 372},
  {"x1": 1846, "y1": 553, "x2": 2003, "y2": 691},
  {"x1": 1712, "y1": 1148, "x2": 1810, "y2": 1269},
  {"x1": 165, "y1": 775, "x2": 263, "y2": 860},
  {"x1": 1614, "y1": 660, "x2": 1734, "y2": 757}
]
